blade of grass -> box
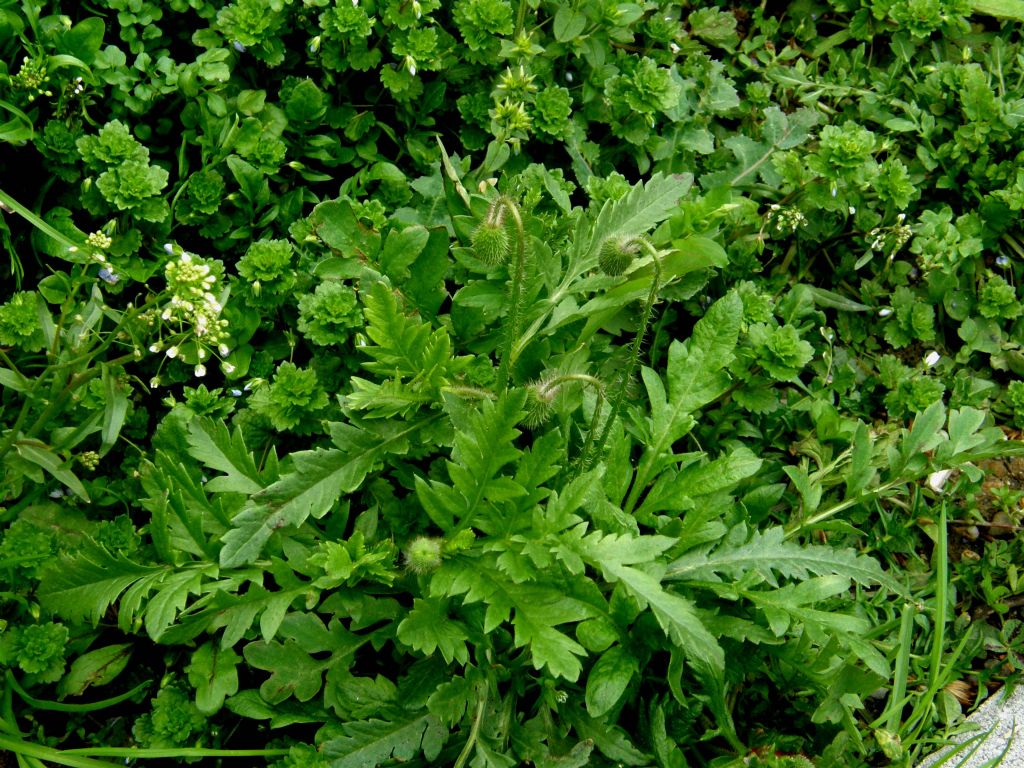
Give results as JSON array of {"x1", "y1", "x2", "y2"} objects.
[{"x1": 887, "y1": 602, "x2": 918, "y2": 732}]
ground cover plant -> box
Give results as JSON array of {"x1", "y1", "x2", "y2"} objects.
[{"x1": 3, "y1": 0, "x2": 1024, "y2": 766}]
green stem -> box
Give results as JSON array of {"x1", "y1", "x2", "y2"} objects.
[
  {"x1": 928, "y1": 500, "x2": 948, "y2": 693},
  {"x1": 514, "y1": 0, "x2": 530, "y2": 39},
  {"x1": 580, "y1": 238, "x2": 662, "y2": 472},
  {"x1": 495, "y1": 198, "x2": 526, "y2": 392},
  {"x1": 453, "y1": 689, "x2": 488, "y2": 768},
  {"x1": 6, "y1": 671, "x2": 150, "y2": 713},
  {"x1": 0, "y1": 289, "x2": 153, "y2": 463},
  {"x1": 782, "y1": 479, "x2": 904, "y2": 539},
  {"x1": 0, "y1": 735, "x2": 120, "y2": 768},
  {"x1": 63, "y1": 748, "x2": 292, "y2": 759},
  {"x1": 19, "y1": 350, "x2": 139, "y2": 445}
]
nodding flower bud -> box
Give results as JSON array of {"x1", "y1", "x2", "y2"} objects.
[
  {"x1": 404, "y1": 536, "x2": 444, "y2": 574},
  {"x1": 523, "y1": 377, "x2": 560, "y2": 429},
  {"x1": 470, "y1": 219, "x2": 511, "y2": 266},
  {"x1": 598, "y1": 234, "x2": 641, "y2": 276}
]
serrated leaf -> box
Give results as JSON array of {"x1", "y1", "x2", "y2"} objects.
[
  {"x1": 186, "y1": 418, "x2": 263, "y2": 495},
  {"x1": 665, "y1": 525, "x2": 906, "y2": 594},
  {"x1": 416, "y1": 392, "x2": 526, "y2": 533},
  {"x1": 360, "y1": 281, "x2": 434, "y2": 377},
  {"x1": 579, "y1": 531, "x2": 724, "y2": 675},
  {"x1": 744, "y1": 575, "x2": 869, "y2": 637},
  {"x1": 220, "y1": 419, "x2": 425, "y2": 567},
  {"x1": 567, "y1": 173, "x2": 693, "y2": 277},
  {"x1": 676, "y1": 446, "x2": 762, "y2": 497},
  {"x1": 431, "y1": 560, "x2": 593, "y2": 680},
  {"x1": 628, "y1": 292, "x2": 742, "y2": 509},
  {"x1": 200, "y1": 586, "x2": 304, "y2": 648},
  {"x1": 396, "y1": 598, "x2": 470, "y2": 665},
  {"x1": 322, "y1": 714, "x2": 446, "y2": 768},
  {"x1": 37, "y1": 543, "x2": 163, "y2": 625},
  {"x1": 140, "y1": 568, "x2": 205, "y2": 640}
]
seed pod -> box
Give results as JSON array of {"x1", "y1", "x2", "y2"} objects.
[
  {"x1": 404, "y1": 536, "x2": 444, "y2": 574},
  {"x1": 471, "y1": 220, "x2": 511, "y2": 265},
  {"x1": 598, "y1": 235, "x2": 639, "y2": 276}
]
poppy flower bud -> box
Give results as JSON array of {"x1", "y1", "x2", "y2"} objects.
[
  {"x1": 598, "y1": 234, "x2": 639, "y2": 276},
  {"x1": 471, "y1": 220, "x2": 511, "y2": 266},
  {"x1": 404, "y1": 537, "x2": 444, "y2": 574}
]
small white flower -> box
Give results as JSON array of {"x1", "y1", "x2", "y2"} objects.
[
  {"x1": 848, "y1": 206, "x2": 856, "y2": 215},
  {"x1": 997, "y1": 255, "x2": 1010, "y2": 267},
  {"x1": 49, "y1": 489, "x2": 65, "y2": 499},
  {"x1": 180, "y1": 253, "x2": 192, "y2": 263},
  {"x1": 923, "y1": 350, "x2": 941, "y2": 367},
  {"x1": 230, "y1": 388, "x2": 243, "y2": 397},
  {"x1": 878, "y1": 307, "x2": 893, "y2": 317},
  {"x1": 927, "y1": 469, "x2": 953, "y2": 494},
  {"x1": 166, "y1": 346, "x2": 179, "y2": 359},
  {"x1": 197, "y1": 347, "x2": 207, "y2": 360},
  {"x1": 218, "y1": 343, "x2": 231, "y2": 356},
  {"x1": 149, "y1": 343, "x2": 162, "y2": 353},
  {"x1": 163, "y1": 243, "x2": 174, "y2": 254},
  {"x1": 195, "y1": 364, "x2": 207, "y2": 378},
  {"x1": 223, "y1": 362, "x2": 236, "y2": 374},
  {"x1": 150, "y1": 376, "x2": 162, "y2": 388},
  {"x1": 232, "y1": 40, "x2": 246, "y2": 53}
]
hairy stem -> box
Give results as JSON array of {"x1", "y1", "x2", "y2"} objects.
[
  {"x1": 494, "y1": 198, "x2": 526, "y2": 392},
  {"x1": 579, "y1": 237, "x2": 662, "y2": 472}
]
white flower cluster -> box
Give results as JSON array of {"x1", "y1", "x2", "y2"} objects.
[
  {"x1": 867, "y1": 213, "x2": 912, "y2": 260},
  {"x1": 147, "y1": 245, "x2": 232, "y2": 381},
  {"x1": 69, "y1": 230, "x2": 119, "y2": 284},
  {"x1": 766, "y1": 204, "x2": 808, "y2": 236}
]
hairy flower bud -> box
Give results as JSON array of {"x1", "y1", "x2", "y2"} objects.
[
  {"x1": 470, "y1": 220, "x2": 511, "y2": 266},
  {"x1": 598, "y1": 234, "x2": 640, "y2": 276},
  {"x1": 404, "y1": 537, "x2": 444, "y2": 574},
  {"x1": 523, "y1": 377, "x2": 560, "y2": 429}
]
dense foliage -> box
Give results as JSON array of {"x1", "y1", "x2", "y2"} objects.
[{"x1": 1, "y1": 1, "x2": 1024, "y2": 766}]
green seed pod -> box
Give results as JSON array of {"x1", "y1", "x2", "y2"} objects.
[
  {"x1": 597, "y1": 235, "x2": 639, "y2": 276},
  {"x1": 471, "y1": 220, "x2": 511, "y2": 266},
  {"x1": 404, "y1": 536, "x2": 444, "y2": 574}
]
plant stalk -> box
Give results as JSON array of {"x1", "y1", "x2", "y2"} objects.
[
  {"x1": 579, "y1": 237, "x2": 662, "y2": 472},
  {"x1": 495, "y1": 197, "x2": 526, "y2": 392}
]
